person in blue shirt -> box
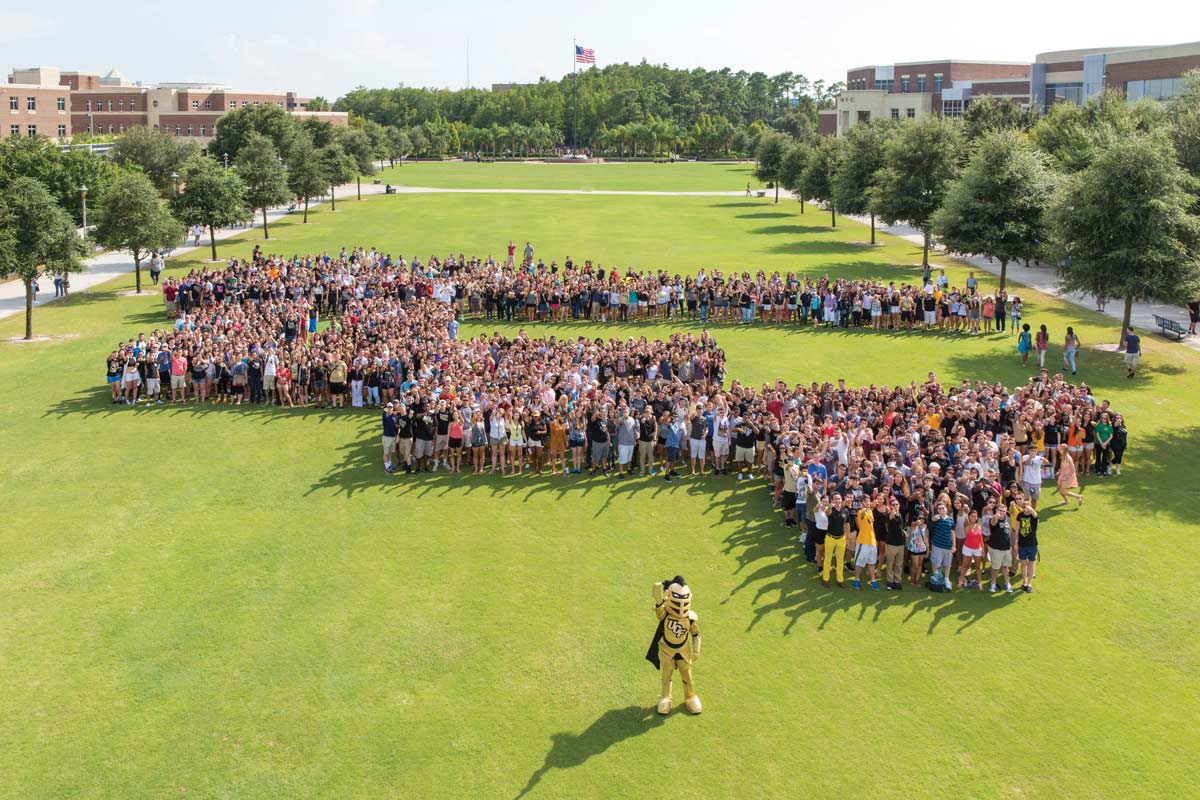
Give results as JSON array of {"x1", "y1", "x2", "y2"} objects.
[
  {"x1": 381, "y1": 403, "x2": 399, "y2": 474},
  {"x1": 1123, "y1": 326, "x2": 1141, "y2": 378},
  {"x1": 448, "y1": 317, "x2": 460, "y2": 341},
  {"x1": 928, "y1": 503, "x2": 956, "y2": 589}
]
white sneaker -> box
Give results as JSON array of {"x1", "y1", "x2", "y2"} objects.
[
  {"x1": 1005, "y1": 583, "x2": 1013, "y2": 594},
  {"x1": 989, "y1": 583, "x2": 997, "y2": 593}
]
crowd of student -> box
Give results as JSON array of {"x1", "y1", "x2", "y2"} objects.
[{"x1": 100, "y1": 244, "x2": 1129, "y2": 596}]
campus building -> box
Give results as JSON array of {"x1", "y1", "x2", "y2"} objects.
[
  {"x1": 6, "y1": 65, "x2": 347, "y2": 143},
  {"x1": 1031, "y1": 41, "x2": 1200, "y2": 111},
  {"x1": 829, "y1": 59, "x2": 1030, "y2": 136}
]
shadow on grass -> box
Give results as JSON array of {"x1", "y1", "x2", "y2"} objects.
[
  {"x1": 1107, "y1": 425, "x2": 1200, "y2": 524},
  {"x1": 735, "y1": 212, "x2": 792, "y2": 220},
  {"x1": 514, "y1": 705, "x2": 666, "y2": 799},
  {"x1": 711, "y1": 488, "x2": 1014, "y2": 636},
  {"x1": 42, "y1": 387, "x2": 372, "y2": 427}
]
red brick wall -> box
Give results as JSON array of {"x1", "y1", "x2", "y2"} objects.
[
  {"x1": 221, "y1": 92, "x2": 288, "y2": 110},
  {"x1": 817, "y1": 111, "x2": 837, "y2": 136},
  {"x1": 4, "y1": 86, "x2": 71, "y2": 138},
  {"x1": 72, "y1": 91, "x2": 147, "y2": 113},
  {"x1": 846, "y1": 67, "x2": 874, "y2": 89},
  {"x1": 70, "y1": 113, "x2": 148, "y2": 135},
  {"x1": 1040, "y1": 60, "x2": 1083, "y2": 74},
  {"x1": 60, "y1": 73, "x2": 100, "y2": 91},
  {"x1": 973, "y1": 80, "x2": 1030, "y2": 95},
  {"x1": 177, "y1": 91, "x2": 222, "y2": 111},
  {"x1": 1105, "y1": 54, "x2": 1200, "y2": 93},
  {"x1": 158, "y1": 113, "x2": 223, "y2": 135}
]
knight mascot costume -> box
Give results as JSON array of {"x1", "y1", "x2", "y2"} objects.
[{"x1": 645, "y1": 575, "x2": 702, "y2": 715}]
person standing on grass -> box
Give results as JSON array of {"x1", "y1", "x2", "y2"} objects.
[
  {"x1": 1055, "y1": 445, "x2": 1084, "y2": 506},
  {"x1": 1109, "y1": 415, "x2": 1127, "y2": 476},
  {"x1": 882, "y1": 498, "x2": 906, "y2": 590},
  {"x1": 169, "y1": 350, "x2": 188, "y2": 404},
  {"x1": 901, "y1": 510, "x2": 926, "y2": 587},
  {"x1": 984, "y1": 499, "x2": 1014, "y2": 593},
  {"x1": 959, "y1": 510, "x2": 985, "y2": 589},
  {"x1": 150, "y1": 252, "x2": 164, "y2": 286},
  {"x1": 382, "y1": 403, "x2": 398, "y2": 474},
  {"x1": 1094, "y1": 412, "x2": 1114, "y2": 477},
  {"x1": 1016, "y1": 502, "x2": 1040, "y2": 593},
  {"x1": 1020, "y1": 449, "x2": 1046, "y2": 509},
  {"x1": 822, "y1": 494, "x2": 851, "y2": 588},
  {"x1": 852, "y1": 498, "x2": 879, "y2": 590},
  {"x1": 1123, "y1": 327, "x2": 1141, "y2": 378},
  {"x1": 1018, "y1": 324, "x2": 1033, "y2": 366},
  {"x1": 1063, "y1": 327, "x2": 1080, "y2": 375},
  {"x1": 929, "y1": 502, "x2": 955, "y2": 590},
  {"x1": 1035, "y1": 324, "x2": 1049, "y2": 369}
]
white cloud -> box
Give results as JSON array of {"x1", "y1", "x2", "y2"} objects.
[{"x1": 0, "y1": 11, "x2": 55, "y2": 43}]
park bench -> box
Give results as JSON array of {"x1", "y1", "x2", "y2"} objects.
[
  {"x1": 1153, "y1": 314, "x2": 1191, "y2": 340},
  {"x1": 756, "y1": 190, "x2": 766, "y2": 197}
]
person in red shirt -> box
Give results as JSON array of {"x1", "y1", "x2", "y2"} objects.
[{"x1": 162, "y1": 281, "x2": 178, "y2": 318}]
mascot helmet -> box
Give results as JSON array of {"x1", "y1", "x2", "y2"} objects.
[{"x1": 663, "y1": 575, "x2": 692, "y2": 619}]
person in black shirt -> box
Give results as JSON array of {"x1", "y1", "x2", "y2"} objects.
[
  {"x1": 413, "y1": 412, "x2": 436, "y2": 472},
  {"x1": 985, "y1": 499, "x2": 1013, "y2": 593},
  {"x1": 823, "y1": 494, "x2": 852, "y2": 587},
  {"x1": 588, "y1": 410, "x2": 611, "y2": 474},
  {"x1": 1016, "y1": 502, "x2": 1039, "y2": 593}
]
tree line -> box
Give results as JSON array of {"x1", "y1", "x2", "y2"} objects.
[
  {"x1": 753, "y1": 80, "x2": 1200, "y2": 345},
  {"x1": 0, "y1": 104, "x2": 390, "y2": 338},
  {"x1": 334, "y1": 62, "x2": 842, "y2": 158}
]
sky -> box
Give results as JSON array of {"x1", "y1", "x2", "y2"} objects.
[{"x1": 0, "y1": 0, "x2": 1193, "y2": 99}]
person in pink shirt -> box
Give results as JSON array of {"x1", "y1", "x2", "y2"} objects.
[{"x1": 170, "y1": 351, "x2": 188, "y2": 404}]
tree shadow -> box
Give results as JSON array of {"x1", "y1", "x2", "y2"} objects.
[
  {"x1": 1114, "y1": 425, "x2": 1200, "y2": 524},
  {"x1": 709, "y1": 201, "x2": 764, "y2": 208},
  {"x1": 513, "y1": 704, "x2": 666, "y2": 799},
  {"x1": 751, "y1": 224, "x2": 843, "y2": 237},
  {"x1": 735, "y1": 212, "x2": 792, "y2": 220}
]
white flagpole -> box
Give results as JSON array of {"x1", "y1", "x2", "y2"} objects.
[{"x1": 573, "y1": 38, "x2": 579, "y2": 156}]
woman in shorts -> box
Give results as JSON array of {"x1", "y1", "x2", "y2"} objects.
[
  {"x1": 907, "y1": 511, "x2": 929, "y2": 587},
  {"x1": 548, "y1": 412, "x2": 568, "y2": 476},
  {"x1": 123, "y1": 357, "x2": 142, "y2": 405},
  {"x1": 190, "y1": 357, "x2": 208, "y2": 404},
  {"x1": 568, "y1": 410, "x2": 587, "y2": 474},
  {"x1": 447, "y1": 415, "x2": 464, "y2": 473},
  {"x1": 106, "y1": 351, "x2": 124, "y2": 403},
  {"x1": 507, "y1": 409, "x2": 526, "y2": 475},
  {"x1": 959, "y1": 510, "x2": 985, "y2": 589},
  {"x1": 469, "y1": 411, "x2": 488, "y2": 474}
]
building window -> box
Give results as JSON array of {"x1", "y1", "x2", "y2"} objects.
[
  {"x1": 191, "y1": 100, "x2": 199, "y2": 109},
  {"x1": 118, "y1": 99, "x2": 125, "y2": 111},
  {"x1": 857, "y1": 110, "x2": 871, "y2": 123},
  {"x1": 107, "y1": 100, "x2": 113, "y2": 112},
  {"x1": 204, "y1": 99, "x2": 212, "y2": 109},
  {"x1": 1045, "y1": 82, "x2": 1083, "y2": 109},
  {"x1": 876, "y1": 79, "x2": 893, "y2": 93},
  {"x1": 187, "y1": 126, "x2": 193, "y2": 136},
  {"x1": 175, "y1": 126, "x2": 181, "y2": 135},
  {"x1": 84, "y1": 99, "x2": 91, "y2": 111},
  {"x1": 119, "y1": 124, "x2": 125, "y2": 133},
  {"x1": 108, "y1": 124, "x2": 114, "y2": 134},
  {"x1": 9, "y1": 96, "x2": 17, "y2": 111},
  {"x1": 57, "y1": 96, "x2": 66, "y2": 111},
  {"x1": 27, "y1": 96, "x2": 36, "y2": 111},
  {"x1": 28, "y1": 124, "x2": 37, "y2": 136},
  {"x1": 199, "y1": 126, "x2": 206, "y2": 136},
  {"x1": 890, "y1": 108, "x2": 900, "y2": 120},
  {"x1": 942, "y1": 100, "x2": 964, "y2": 117},
  {"x1": 1127, "y1": 77, "x2": 1184, "y2": 101},
  {"x1": 58, "y1": 123, "x2": 67, "y2": 137},
  {"x1": 906, "y1": 107, "x2": 916, "y2": 118},
  {"x1": 10, "y1": 124, "x2": 19, "y2": 137},
  {"x1": 901, "y1": 77, "x2": 910, "y2": 93},
  {"x1": 254, "y1": 100, "x2": 260, "y2": 106},
  {"x1": 277, "y1": 101, "x2": 283, "y2": 107},
  {"x1": 917, "y1": 76, "x2": 926, "y2": 93},
  {"x1": 934, "y1": 75, "x2": 943, "y2": 92}
]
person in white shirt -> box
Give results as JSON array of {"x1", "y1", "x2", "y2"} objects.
[{"x1": 1021, "y1": 451, "x2": 1046, "y2": 507}]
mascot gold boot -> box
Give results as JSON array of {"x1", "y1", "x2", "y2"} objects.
[{"x1": 646, "y1": 575, "x2": 702, "y2": 715}]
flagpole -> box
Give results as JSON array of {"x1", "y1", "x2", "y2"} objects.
[{"x1": 572, "y1": 38, "x2": 579, "y2": 157}]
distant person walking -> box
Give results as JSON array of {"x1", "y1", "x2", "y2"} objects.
[
  {"x1": 1063, "y1": 327, "x2": 1080, "y2": 374},
  {"x1": 1123, "y1": 327, "x2": 1141, "y2": 378}
]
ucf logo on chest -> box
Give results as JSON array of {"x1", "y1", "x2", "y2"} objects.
[{"x1": 665, "y1": 617, "x2": 688, "y2": 639}]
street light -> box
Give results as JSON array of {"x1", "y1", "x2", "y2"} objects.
[
  {"x1": 79, "y1": 185, "x2": 88, "y2": 229},
  {"x1": 170, "y1": 171, "x2": 179, "y2": 195},
  {"x1": 223, "y1": 152, "x2": 229, "y2": 170}
]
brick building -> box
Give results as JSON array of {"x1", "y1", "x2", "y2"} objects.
[
  {"x1": 832, "y1": 59, "x2": 1030, "y2": 135},
  {"x1": 6, "y1": 65, "x2": 347, "y2": 143},
  {"x1": 4, "y1": 67, "x2": 72, "y2": 139},
  {"x1": 1032, "y1": 41, "x2": 1200, "y2": 111}
]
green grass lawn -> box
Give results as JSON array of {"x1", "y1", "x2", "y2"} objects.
[
  {"x1": 375, "y1": 160, "x2": 756, "y2": 192},
  {"x1": 2, "y1": 177, "x2": 1198, "y2": 799}
]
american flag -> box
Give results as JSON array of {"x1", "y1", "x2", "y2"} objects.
[{"x1": 575, "y1": 45, "x2": 595, "y2": 64}]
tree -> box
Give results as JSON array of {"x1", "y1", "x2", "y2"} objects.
[
  {"x1": 754, "y1": 131, "x2": 791, "y2": 203},
  {"x1": 800, "y1": 136, "x2": 843, "y2": 227},
  {"x1": 870, "y1": 117, "x2": 963, "y2": 266},
  {"x1": 1048, "y1": 132, "x2": 1200, "y2": 346},
  {"x1": 286, "y1": 134, "x2": 327, "y2": 224},
  {"x1": 109, "y1": 127, "x2": 199, "y2": 196},
  {"x1": 173, "y1": 156, "x2": 247, "y2": 262},
  {"x1": 207, "y1": 104, "x2": 298, "y2": 164},
  {"x1": 930, "y1": 130, "x2": 1053, "y2": 291},
  {"x1": 962, "y1": 95, "x2": 1038, "y2": 143},
  {"x1": 0, "y1": 136, "x2": 119, "y2": 224},
  {"x1": 1033, "y1": 89, "x2": 1166, "y2": 174},
  {"x1": 306, "y1": 96, "x2": 331, "y2": 112},
  {"x1": 338, "y1": 128, "x2": 377, "y2": 200},
  {"x1": 0, "y1": 178, "x2": 86, "y2": 339},
  {"x1": 1169, "y1": 68, "x2": 1200, "y2": 181},
  {"x1": 317, "y1": 145, "x2": 356, "y2": 212},
  {"x1": 235, "y1": 133, "x2": 289, "y2": 239},
  {"x1": 777, "y1": 142, "x2": 810, "y2": 213},
  {"x1": 833, "y1": 120, "x2": 892, "y2": 243},
  {"x1": 90, "y1": 171, "x2": 180, "y2": 294}
]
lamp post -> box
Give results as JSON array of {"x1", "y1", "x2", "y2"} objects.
[
  {"x1": 223, "y1": 152, "x2": 229, "y2": 170},
  {"x1": 79, "y1": 185, "x2": 88, "y2": 230},
  {"x1": 170, "y1": 171, "x2": 179, "y2": 195}
]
